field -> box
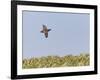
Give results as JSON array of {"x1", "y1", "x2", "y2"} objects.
[{"x1": 22, "y1": 53, "x2": 90, "y2": 69}]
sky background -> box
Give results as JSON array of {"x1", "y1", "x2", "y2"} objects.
[{"x1": 22, "y1": 11, "x2": 90, "y2": 59}]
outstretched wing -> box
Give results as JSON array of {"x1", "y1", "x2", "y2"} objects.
[
  {"x1": 45, "y1": 32, "x2": 48, "y2": 38},
  {"x1": 48, "y1": 29, "x2": 51, "y2": 32},
  {"x1": 43, "y1": 25, "x2": 47, "y2": 30},
  {"x1": 40, "y1": 30, "x2": 44, "y2": 33}
]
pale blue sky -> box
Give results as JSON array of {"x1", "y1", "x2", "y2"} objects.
[{"x1": 22, "y1": 11, "x2": 90, "y2": 59}]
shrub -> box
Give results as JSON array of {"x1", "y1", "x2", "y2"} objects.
[{"x1": 22, "y1": 53, "x2": 90, "y2": 69}]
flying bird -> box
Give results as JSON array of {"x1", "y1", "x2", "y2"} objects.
[{"x1": 40, "y1": 25, "x2": 51, "y2": 38}]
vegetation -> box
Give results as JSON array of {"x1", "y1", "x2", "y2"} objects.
[{"x1": 22, "y1": 53, "x2": 90, "y2": 69}]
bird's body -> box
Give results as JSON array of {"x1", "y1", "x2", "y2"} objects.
[{"x1": 40, "y1": 25, "x2": 51, "y2": 38}]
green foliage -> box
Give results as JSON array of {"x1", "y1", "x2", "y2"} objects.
[{"x1": 22, "y1": 53, "x2": 90, "y2": 69}]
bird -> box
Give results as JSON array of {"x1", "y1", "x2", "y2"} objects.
[{"x1": 40, "y1": 25, "x2": 51, "y2": 38}]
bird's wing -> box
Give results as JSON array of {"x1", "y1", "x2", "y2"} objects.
[
  {"x1": 48, "y1": 29, "x2": 51, "y2": 32},
  {"x1": 40, "y1": 30, "x2": 44, "y2": 33},
  {"x1": 45, "y1": 32, "x2": 48, "y2": 38},
  {"x1": 43, "y1": 25, "x2": 47, "y2": 30}
]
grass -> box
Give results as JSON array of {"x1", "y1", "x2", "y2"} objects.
[{"x1": 22, "y1": 53, "x2": 90, "y2": 69}]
